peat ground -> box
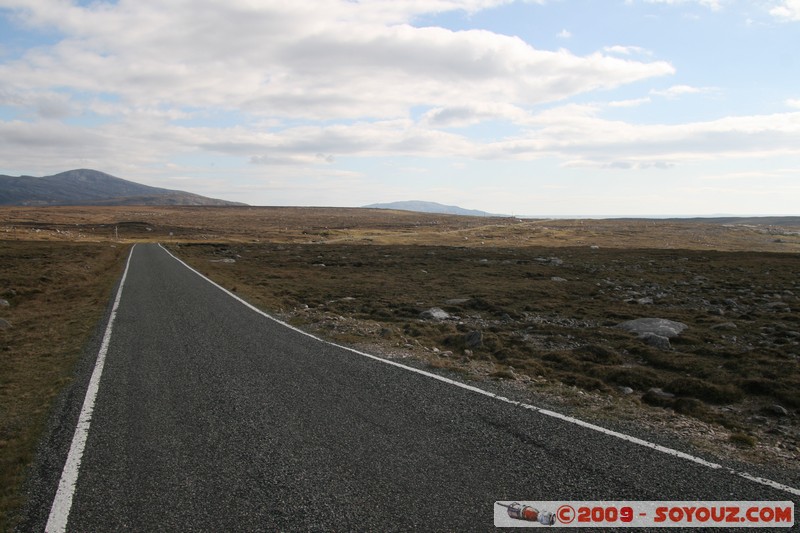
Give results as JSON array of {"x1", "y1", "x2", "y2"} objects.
[
  {"x1": 1, "y1": 206, "x2": 799, "y2": 528},
  {"x1": 0, "y1": 241, "x2": 126, "y2": 530},
  {"x1": 172, "y1": 241, "x2": 800, "y2": 469}
]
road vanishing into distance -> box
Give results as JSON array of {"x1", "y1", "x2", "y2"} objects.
[{"x1": 21, "y1": 244, "x2": 798, "y2": 531}]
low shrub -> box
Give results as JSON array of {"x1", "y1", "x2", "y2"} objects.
[
  {"x1": 641, "y1": 389, "x2": 675, "y2": 408},
  {"x1": 559, "y1": 373, "x2": 610, "y2": 392},
  {"x1": 673, "y1": 398, "x2": 710, "y2": 417},
  {"x1": 729, "y1": 432, "x2": 757, "y2": 447},
  {"x1": 738, "y1": 378, "x2": 777, "y2": 396},
  {"x1": 775, "y1": 388, "x2": 800, "y2": 408},
  {"x1": 666, "y1": 377, "x2": 743, "y2": 405},
  {"x1": 601, "y1": 367, "x2": 662, "y2": 390},
  {"x1": 572, "y1": 344, "x2": 623, "y2": 365}
]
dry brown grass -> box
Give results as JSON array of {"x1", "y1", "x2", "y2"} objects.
[
  {"x1": 1, "y1": 205, "x2": 799, "y2": 528},
  {"x1": 2, "y1": 205, "x2": 799, "y2": 252},
  {"x1": 173, "y1": 240, "x2": 800, "y2": 470},
  {"x1": 0, "y1": 240, "x2": 127, "y2": 531}
]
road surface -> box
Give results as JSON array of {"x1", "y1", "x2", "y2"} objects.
[{"x1": 21, "y1": 243, "x2": 798, "y2": 531}]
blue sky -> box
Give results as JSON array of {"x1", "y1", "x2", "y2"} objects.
[{"x1": 1, "y1": 0, "x2": 798, "y2": 215}]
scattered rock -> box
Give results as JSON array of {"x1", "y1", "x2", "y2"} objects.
[
  {"x1": 550, "y1": 277, "x2": 567, "y2": 282},
  {"x1": 0, "y1": 318, "x2": 11, "y2": 329},
  {"x1": 420, "y1": 308, "x2": 450, "y2": 320},
  {"x1": 766, "y1": 301, "x2": 790, "y2": 311},
  {"x1": 625, "y1": 297, "x2": 653, "y2": 305},
  {"x1": 618, "y1": 386, "x2": 634, "y2": 395},
  {"x1": 535, "y1": 257, "x2": 563, "y2": 266},
  {"x1": 209, "y1": 258, "x2": 236, "y2": 263},
  {"x1": 710, "y1": 322, "x2": 738, "y2": 330},
  {"x1": 641, "y1": 332, "x2": 671, "y2": 351},
  {"x1": 618, "y1": 318, "x2": 688, "y2": 338},
  {"x1": 768, "y1": 404, "x2": 789, "y2": 417},
  {"x1": 464, "y1": 330, "x2": 483, "y2": 348},
  {"x1": 0, "y1": 299, "x2": 9, "y2": 307},
  {"x1": 647, "y1": 387, "x2": 675, "y2": 399},
  {"x1": 642, "y1": 387, "x2": 675, "y2": 407}
]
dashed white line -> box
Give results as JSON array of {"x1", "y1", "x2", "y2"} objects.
[
  {"x1": 45, "y1": 245, "x2": 136, "y2": 533},
  {"x1": 160, "y1": 243, "x2": 800, "y2": 498}
]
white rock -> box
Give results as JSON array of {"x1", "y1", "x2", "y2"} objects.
[{"x1": 618, "y1": 318, "x2": 688, "y2": 338}]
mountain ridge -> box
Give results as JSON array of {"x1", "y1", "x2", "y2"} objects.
[
  {"x1": 0, "y1": 169, "x2": 245, "y2": 206},
  {"x1": 363, "y1": 200, "x2": 498, "y2": 217}
]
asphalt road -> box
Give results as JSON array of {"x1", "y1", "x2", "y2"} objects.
[{"x1": 22, "y1": 243, "x2": 799, "y2": 531}]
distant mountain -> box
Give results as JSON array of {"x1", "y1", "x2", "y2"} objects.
[
  {"x1": 0, "y1": 169, "x2": 246, "y2": 206},
  {"x1": 363, "y1": 200, "x2": 498, "y2": 217}
]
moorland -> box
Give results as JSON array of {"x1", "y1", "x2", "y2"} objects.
[{"x1": 1, "y1": 205, "x2": 799, "y2": 529}]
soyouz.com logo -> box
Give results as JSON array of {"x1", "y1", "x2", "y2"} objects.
[{"x1": 494, "y1": 501, "x2": 795, "y2": 528}]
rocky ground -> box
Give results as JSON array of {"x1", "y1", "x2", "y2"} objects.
[
  {"x1": 173, "y1": 242, "x2": 799, "y2": 472},
  {"x1": 3, "y1": 208, "x2": 798, "y2": 528}
]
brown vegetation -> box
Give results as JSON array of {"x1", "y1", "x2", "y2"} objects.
[
  {"x1": 172, "y1": 242, "x2": 799, "y2": 450},
  {"x1": 2, "y1": 205, "x2": 799, "y2": 252},
  {"x1": 0, "y1": 240, "x2": 126, "y2": 530},
  {"x1": 1, "y1": 205, "x2": 799, "y2": 528}
]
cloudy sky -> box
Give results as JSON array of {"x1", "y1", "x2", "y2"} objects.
[{"x1": 1, "y1": 0, "x2": 798, "y2": 215}]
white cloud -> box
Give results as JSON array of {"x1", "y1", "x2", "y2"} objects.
[
  {"x1": 640, "y1": 0, "x2": 725, "y2": 10},
  {"x1": 0, "y1": 89, "x2": 76, "y2": 120},
  {"x1": 650, "y1": 84, "x2": 717, "y2": 99},
  {"x1": 770, "y1": 0, "x2": 800, "y2": 20},
  {"x1": 0, "y1": 0, "x2": 681, "y2": 182},
  {"x1": 421, "y1": 102, "x2": 531, "y2": 127},
  {"x1": 787, "y1": 98, "x2": 800, "y2": 109},
  {"x1": 483, "y1": 106, "x2": 800, "y2": 167},
  {"x1": 603, "y1": 45, "x2": 653, "y2": 56},
  {"x1": 0, "y1": 0, "x2": 673, "y2": 122},
  {"x1": 557, "y1": 29, "x2": 572, "y2": 38},
  {"x1": 607, "y1": 97, "x2": 652, "y2": 107}
]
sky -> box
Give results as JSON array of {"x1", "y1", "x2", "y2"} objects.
[{"x1": 0, "y1": 0, "x2": 799, "y2": 216}]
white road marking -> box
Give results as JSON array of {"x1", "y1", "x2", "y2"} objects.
[
  {"x1": 45, "y1": 245, "x2": 136, "y2": 533},
  {"x1": 160, "y1": 243, "x2": 800, "y2": 498}
]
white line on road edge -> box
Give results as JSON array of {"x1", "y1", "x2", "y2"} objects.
[
  {"x1": 45, "y1": 245, "x2": 136, "y2": 533},
  {"x1": 159, "y1": 244, "x2": 800, "y2": 498}
]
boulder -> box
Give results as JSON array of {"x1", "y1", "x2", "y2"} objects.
[
  {"x1": 618, "y1": 318, "x2": 687, "y2": 338},
  {"x1": 768, "y1": 404, "x2": 789, "y2": 417},
  {"x1": 464, "y1": 330, "x2": 483, "y2": 348},
  {"x1": 0, "y1": 318, "x2": 11, "y2": 329},
  {"x1": 641, "y1": 332, "x2": 671, "y2": 351},
  {"x1": 420, "y1": 308, "x2": 450, "y2": 320},
  {"x1": 647, "y1": 387, "x2": 675, "y2": 399},
  {"x1": 642, "y1": 387, "x2": 675, "y2": 407}
]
